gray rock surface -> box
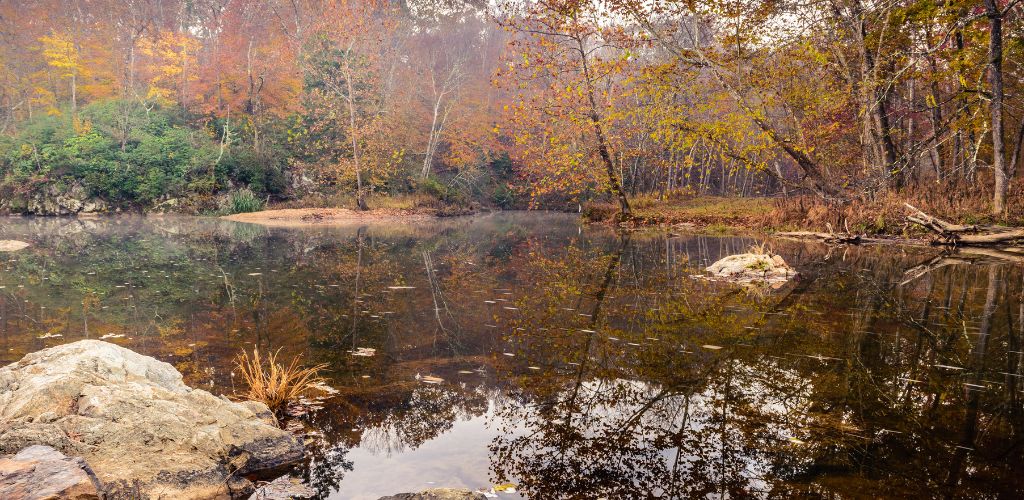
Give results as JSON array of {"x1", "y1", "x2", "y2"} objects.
[
  {"x1": 705, "y1": 252, "x2": 796, "y2": 286},
  {"x1": 0, "y1": 340, "x2": 304, "y2": 499},
  {"x1": 378, "y1": 489, "x2": 488, "y2": 500},
  {"x1": 0, "y1": 445, "x2": 102, "y2": 499},
  {"x1": 250, "y1": 475, "x2": 317, "y2": 499},
  {"x1": 23, "y1": 182, "x2": 108, "y2": 215}
]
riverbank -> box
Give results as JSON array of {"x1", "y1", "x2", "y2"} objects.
[{"x1": 584, "y1": 191, "x2": 1024, "y2": 238}]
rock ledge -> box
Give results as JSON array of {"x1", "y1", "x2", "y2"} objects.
[{"x1": 0, "y1": 340, "x2": 304, "y2": 499}]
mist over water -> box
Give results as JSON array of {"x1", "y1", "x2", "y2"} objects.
[{"x1": 1, "y1": 213, "x2": 1021, "y2": 498}]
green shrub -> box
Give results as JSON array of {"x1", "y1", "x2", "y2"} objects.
[
  {"x1": 223, "y1": 188, "x2": 266, "y2": 214},
  {"x1": 492, "y1": 183, "x2": 516, "y2": 209}
]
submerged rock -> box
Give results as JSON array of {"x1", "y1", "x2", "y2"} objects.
[
  {"x1": 0, "y1": 445, "x2": 102, "y2": 499},
  {"x1": 0, "y1": 340, "x2": 304, "y2": 499},
  {"x1": 705, "y1": 252, "x2": 796, "y2": 286},
  {"x1": 0, "y1": 240, "x2": 30, "y2": 252},
  {"x1": 250, "y1": 475, "x2": 317, "y2": 499},
  {"x1": 378, "y1": 488, "x2": 488, "y2": 500}
]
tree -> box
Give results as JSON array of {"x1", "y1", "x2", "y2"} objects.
[
  {"x1": 39, "y1": 31, "x2": 81, "y2": 113},
  {"x1": 497, "y1": 0, "x2": 635, "y2": 216}
]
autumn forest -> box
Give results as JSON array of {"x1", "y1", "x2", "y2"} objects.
[
  {"x1": 0, "y1": 0, "x2": 1022, "y2": 225},
  {"x1": 4, "y1": 1, "x2": 1024, "y2": 498}
]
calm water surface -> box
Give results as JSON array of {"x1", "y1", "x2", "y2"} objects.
[{"x1": 1, "y1": 212, "x2": 1022, "y2": 499}]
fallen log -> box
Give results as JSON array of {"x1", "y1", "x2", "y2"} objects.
[
  {"x1": 775, "y1": 231, "x2": 861, "y2": 244},
  {"x1": 904, "y1": 203, "x2": 1024, "y2": 246},
  {"x1": 903, "y1": 203, "x2": 979, "y2": 236}
]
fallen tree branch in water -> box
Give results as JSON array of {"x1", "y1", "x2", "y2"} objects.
[
  {"x1": 902, "y1": 247, "x2": 1024, "y2": 285},
  {"x1": 904, "y1": 203, "x2": 1024, "y2": 246},
  {"x1": 776, "y1": 221, "x2": 862, "y2": 245},
  {"x1": 900, "y1": 255, "x2": 974, "y2": 285},
  {"x1": 775, "y1": 231, "x2": 861, "y2": 244}
]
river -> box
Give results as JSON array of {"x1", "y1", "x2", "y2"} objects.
[{"x1": 0, "y1": 212, "x2": 1021, "y2": 498}]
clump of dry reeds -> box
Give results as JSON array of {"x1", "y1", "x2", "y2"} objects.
[{"x1": 234, "y1": 347, "x2": 327, "y2": 413}]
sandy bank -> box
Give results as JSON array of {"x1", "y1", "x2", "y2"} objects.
[{"x1": 221, "y1": 207, "x2": 441, "y2": 227}]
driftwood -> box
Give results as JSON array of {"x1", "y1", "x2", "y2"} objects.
[
  {"x1": 776, "y1": 222, "x2": 861, "y2": 245},
  {"x1": 775, "y1": 231, "x2": 861, "y2": 244},
  {"x1": 904, "y1": 203, "x2": 1024, "y2": 246}
]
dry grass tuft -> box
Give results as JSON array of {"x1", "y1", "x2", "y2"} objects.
[
  {"x1": 747, "y1": 241, "x2": 772, "y2": 255},
  {"x1": 235, "y1": 347, "x2": 327, "y2": 413}
]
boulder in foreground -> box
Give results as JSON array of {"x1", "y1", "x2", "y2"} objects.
[{"x1": 0, "y1": 340, "x2": 304, "y2": 499}]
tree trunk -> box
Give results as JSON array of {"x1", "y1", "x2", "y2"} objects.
[
  {"x1": 343, "y1": 62, "x2": 368, "y2": 211},
  {"x1": 852, "y1": 2, "x2": 900, "y2": 188},
  {"x1": 986, "y1": 0, "x2": 1007, "y2": 215},
  {"x1": 576, "y1": 38, "x2": 631, "y2": 217}
]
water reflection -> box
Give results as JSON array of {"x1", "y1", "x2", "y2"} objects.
[{"x1": 0, "y1": 213, "x2": 1022, "y2": 498}]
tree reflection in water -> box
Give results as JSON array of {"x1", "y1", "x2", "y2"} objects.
[{"x1": 0, "y1": 214, "x2": 1022, "y2": 498}]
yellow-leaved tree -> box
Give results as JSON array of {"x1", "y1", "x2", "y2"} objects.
[{"x1": 39, "y1": 31, "x2": 81, "y2": 114}]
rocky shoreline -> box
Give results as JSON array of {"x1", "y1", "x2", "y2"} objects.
[
  {"x1": 0, "y1": 341, "x2": 505, "y2": 500},
  {"x1": 0, "y1": 341, "x2": 304, "y2": 498}
]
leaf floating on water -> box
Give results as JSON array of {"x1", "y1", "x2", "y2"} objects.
[
  {"x1": 310, "y1": 381, "x2": 339, "y2": 394},
  {"x1": 420, "y1": 375, "x2": 444, "y2": 384},
  {"x1": 702, "y1": 345, "x2": 723, "y2": 350},
  {"x1": 502, "y1": 352, "x2": 515, "y2": 357},
  {"x1": 528, "y1": 366, "x2": 540, "y2": 370}
]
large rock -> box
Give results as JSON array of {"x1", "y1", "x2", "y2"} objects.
[
  {"x1": 378, "y1": 489, "x2": 488, "y2": 500},
  {"x1": 249, "y1": 475, "x2": 317, "y2": 499},
  {"x1": 705, "y1": 252, "x2": 796, "y2": 287},
  {"x1": 0, "y1": 340, "x2": 304, "y2": 499},
  {"x1": 0, "y1": 445, "x2": 102, "y2": 499},
  {"x1": 23, "y1": 182, "x2": 107, "y2": 215}
]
